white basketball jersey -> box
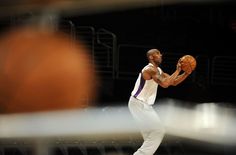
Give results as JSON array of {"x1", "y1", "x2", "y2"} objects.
[{"x1": 131, "y1": 63, "x2": 162, "y2": 105}]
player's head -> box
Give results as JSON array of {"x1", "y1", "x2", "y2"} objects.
[{"x1": 146, "y1": 49, "x2": 162, "y2": 65}]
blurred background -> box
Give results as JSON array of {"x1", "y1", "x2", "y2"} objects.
[{"x1": 0, "y1": 0, "x2": 236, "y2": 155}]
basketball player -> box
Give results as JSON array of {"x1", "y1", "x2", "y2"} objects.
[{"x1": 128, "y1": 49, "x2": 192, "y2": 155}]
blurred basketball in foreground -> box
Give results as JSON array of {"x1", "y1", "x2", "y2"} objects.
[
  {"x1": 0, "y1": 26, "x2": 97, "y2": 113},
  {"x1": 179, "y1": 55, "x2": 197, "y2": 73}
]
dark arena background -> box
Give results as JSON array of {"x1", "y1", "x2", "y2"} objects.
[{"x1": 0, "y1": 0, "x2": 236, "y2": 155}]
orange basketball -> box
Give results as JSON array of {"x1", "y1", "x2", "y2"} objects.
[
  {"x1": 179, "y1": 55, "x2": 197, "y2": 73},
  {"x1": 0, "y1": 26, "x2": 97, "y2": 113}
]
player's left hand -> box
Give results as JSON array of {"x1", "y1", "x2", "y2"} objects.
[{"x1": 176, "y1": 59, "x2": 182, "y2": 72}]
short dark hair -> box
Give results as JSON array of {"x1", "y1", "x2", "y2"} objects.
[{"x1": 146, "y1": 49, "x2": 160, "y2": 59}]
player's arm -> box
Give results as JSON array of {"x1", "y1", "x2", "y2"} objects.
[
  {"x1": 161, "y1": 65, "x2": 192, "y2": 86},
  {"x1": 171, "y1": 72, "x2": 190, "y2": 86},
  {"x1": 143, "y1": 66, "x2": 181, "y2": 88}
]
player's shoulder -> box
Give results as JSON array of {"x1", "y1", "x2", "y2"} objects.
[
  {"x1": 143, "y1": 63, "x2": 154, "y2": 70},
  {"x1": 142, "y1": 64, "x2": 158, "y2": 75}
]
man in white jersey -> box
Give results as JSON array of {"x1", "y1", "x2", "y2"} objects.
[{"x1": 128, "y1": 49, "x2": 192, "y2": 155}]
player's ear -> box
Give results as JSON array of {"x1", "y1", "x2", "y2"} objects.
[{"x1": 149, "y1": 55, "x2": 153, "y2": 60}]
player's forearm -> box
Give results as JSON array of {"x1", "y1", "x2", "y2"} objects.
[
  {"x1": 165, "y1": 69, "x2": 181, "y2": 85},
  {"x1": 172, "y1": 72, "x2": 189, "y2": 86},
  {"x1": 155, "y1": 69, "x2": 180, "y2": 88}
]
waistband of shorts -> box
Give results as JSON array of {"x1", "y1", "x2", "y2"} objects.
[
  {"x1": 130, "y1": 96, "x2": 154, "y2": 106},
  {"x1": 131, "y1": 95, "x2": 144, "y2": 102}
]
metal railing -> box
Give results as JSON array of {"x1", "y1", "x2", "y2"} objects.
[
  {"x1": 211, "y1": 56, "x2": 236, "y2": 86},
  {"x1": 58, "y1": 20, "x2": 76, "y2": 40},
  {"x1": 75, "y1": 26, "x2": 96, "y2": 64},
  {"x1": 194, "y1": 55, "x2": 210, "y2": 88},
  {"x1": 73, "y1": 26, "x2": 117, "y2": 79},
  {"x1": 95, "y1": 28, "x2": 117, "y2": 79}
]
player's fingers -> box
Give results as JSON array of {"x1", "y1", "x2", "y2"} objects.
[{"x1": 186, "y1": 65, "x2": 192, "y2": 74}]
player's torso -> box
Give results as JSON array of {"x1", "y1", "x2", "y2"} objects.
[{"x1": 131, "y1": 63, "x2": 162, "y2": 105}]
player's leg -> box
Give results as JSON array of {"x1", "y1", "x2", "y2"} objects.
[
  {"x1": 128, "y1": 97, "x2": 165, "y2": 155},
  {"x1": 134, "y1": 129, "x2": 164, "y2": 155}
]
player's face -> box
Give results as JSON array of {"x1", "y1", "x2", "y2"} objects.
[{"x1": 152, "y1": 51, "x2": 162, "y2": 65}]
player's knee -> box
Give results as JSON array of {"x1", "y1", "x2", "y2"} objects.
[
  {"x1": 152, "y1": 127, "x2": 165, "y2": 139},
  {"x1": 156, "y1": 125, "x2": 165, "y2": 134}
]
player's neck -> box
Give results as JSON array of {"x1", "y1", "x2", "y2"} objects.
[{"x1": 149, "y1": 61, "x2": 159, "y2": 68}]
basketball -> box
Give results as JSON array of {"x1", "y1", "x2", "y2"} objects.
[
  {"x1": 0, "y1": 26, "x2": 97, "y2": 113},
  {"x1": 179, "y1": 55, "x2": 197, "y2": 73}
]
